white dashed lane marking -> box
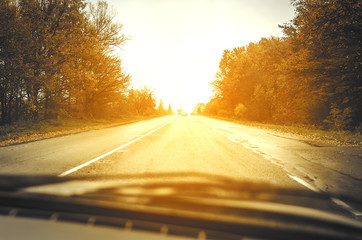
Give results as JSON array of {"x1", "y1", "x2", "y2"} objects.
[{"x1": 58, "y1": 121, "x2": 172, "y2": 177}]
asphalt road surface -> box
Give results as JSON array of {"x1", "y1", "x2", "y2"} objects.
[{"x1": 1, "y1": 115, "x2": 361, "y2": 217}]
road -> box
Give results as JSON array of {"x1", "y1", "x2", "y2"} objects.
[{"x1": 0, "y1": 115, "x2": 361, "y2": 217}]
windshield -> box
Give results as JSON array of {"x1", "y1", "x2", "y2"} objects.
[{"x1": 0, "y1": 0, "x2": 361, "y2": 239}]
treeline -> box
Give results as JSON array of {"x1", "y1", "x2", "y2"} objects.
[
  {"x1": 0, "y1": 0, "x2": 167, "y2": 125},
  {"x1": 202, "y1": 0, "x2": 361, "y2": 130},
  {"x1": 127, "y1": 87, "x2": 173, "y2": 116}
]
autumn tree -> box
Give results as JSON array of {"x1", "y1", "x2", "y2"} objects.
[
  {"x1": 167, "y1": 104, "x2": 173, "y2": 115},
  {"x1": 61, "y1": 0, "x2": 129, "y2": 118},
  {"x1": 156, "y1": 99, "x2": 166, "y2": 115},
  {"x1": 0, "y1": 0, "x2": 130, "y2": 123},
  {"x1": 192, "y1": 103, "x2": 205, "y2": 115},
  {"x1": 127, "y1": 86, "x2": 157, "y2": 116},
  {"x1": 208, "y1": 0, "x2": 361, "y2": 130},
  {"x1": 88, "y1": 0, "x2": 127, "y2": 50},
  {"x1": 280, "y1": 0, "x2": 361, "y2": 129},
  {"x1": 0, "y1": 0, "x2": 23, "y2": 123}
]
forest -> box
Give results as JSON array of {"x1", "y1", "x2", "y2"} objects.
[
  {"x1": 2, "y1": 0, "x2": 360, "y2": 131},
  {"x1": 0, "y1": 0, "x2": 171, "y2": 125},
  {"x1": 202, "y1": 0, "x2": 361, "y2": 130}
]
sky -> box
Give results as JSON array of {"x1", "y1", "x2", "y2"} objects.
[{"x1": 90, "y1": 0, "x2": 295, "y2": 113}]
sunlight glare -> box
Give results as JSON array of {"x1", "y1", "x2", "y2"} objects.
[{"x1": 100, "y1": 0, "x2": 295, "y2": 112}]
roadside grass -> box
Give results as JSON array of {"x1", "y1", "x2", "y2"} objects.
[
  {"x1": 211, "y1": 116, "x2": 362, "y2": 146},
  {"x1": 0, "y1": 116, "x2": 156, "y2": 147}
]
